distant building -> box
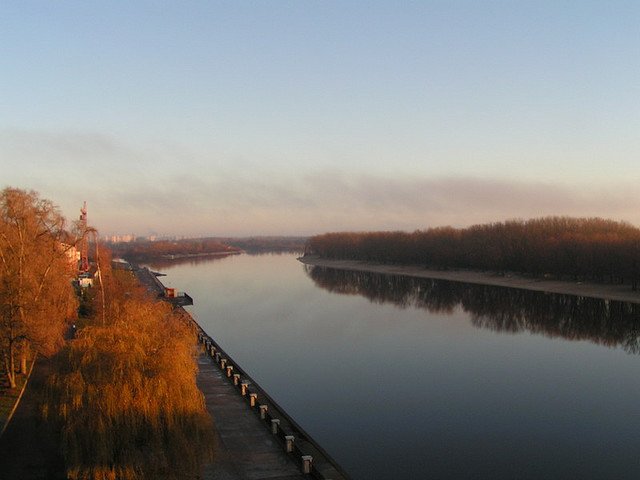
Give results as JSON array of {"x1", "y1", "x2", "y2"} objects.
[
  {"x1": 59, "y1": 242, "x2": 81, "y2": 267},
  {"x1": 107, "y1": 234, "x2": 136, "y2": 243}
]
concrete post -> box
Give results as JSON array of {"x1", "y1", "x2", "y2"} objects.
[
  {"x1": 226, "y1": 365, "x2": 234, "y2": 377},
  {"x1": 249, "y1": 393, "x2": 258, "y2": 407},
  {"x1": 209, "y1": 344, "x2": 216, "y2": 355},
  {"x1": 285, "y1": 435, "x2": 295, "y2": 453},
  {"x1": 259, "y1": 405, "x2": 268, "y2": 419},
  {"x1": 271, "y1": 419, "x2": 280, "y2": 435},
  {"x1": 301, "y1": 455, "x2": 313, "y2": 474},
  {"x1": 233, "y1": 373, "x2": 240, "y2": 385},
  {"x1": 220, "y1": 358, "x2": 227, "y2": 369},
  {"x1": 241, "y1": 382, "x2": 249, "y2": 396}
]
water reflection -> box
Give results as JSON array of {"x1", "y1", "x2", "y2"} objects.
[{"x1": 305, "y1": 266, "x2": 640, "y2": 354}]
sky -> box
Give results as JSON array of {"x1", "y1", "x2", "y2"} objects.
[{"x1": 1, "y1": 1, "x2": 639, "y2": 236}]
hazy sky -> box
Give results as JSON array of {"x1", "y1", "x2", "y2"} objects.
[{"x1": 2, "y1": 1, "x2": 639, "y2": 236}]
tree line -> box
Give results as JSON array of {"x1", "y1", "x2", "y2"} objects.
[
  {"x1": 216, "y1": 236, "x2": 308, "y2": 254},
  {"x1": 306, "y1": 217, "x2": 640, "y2": 289},
  {"x1": 110, "y1": 238, "x2": 240, "y2": 261},
  {"x1": 111, "y1": 236, "x2": 309, "y2": 260}
]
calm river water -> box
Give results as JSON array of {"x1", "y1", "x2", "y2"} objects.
[{"x1": 150, "y1": 253, "x2": 640, "y2": 480}]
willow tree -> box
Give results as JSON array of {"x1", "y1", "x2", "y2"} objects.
[
  {"x1": 0, "y1": 188, "x2": 77, "y2": 388},
  {"x1": 44, "y1": 277, "x2": 215, "y2": 479}
]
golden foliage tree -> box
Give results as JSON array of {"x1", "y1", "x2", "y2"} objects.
[
  {"x1": 45, "y1": 269, "x2": 215, "y2": 479},
  {"x1": 0, "y1": 187, "x2": 77, "y2": 388}
]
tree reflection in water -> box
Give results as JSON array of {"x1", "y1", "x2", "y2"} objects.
[{"x1": 305, "y1": 266, "x2": 640, "y2": 354}]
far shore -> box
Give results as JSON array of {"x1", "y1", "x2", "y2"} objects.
[
  {"x1": 160, "y1": 250, "x2": 242, "y2": 260},
  {"x1": 298, "y1": 256, "x2": 640, "y2": 305}
]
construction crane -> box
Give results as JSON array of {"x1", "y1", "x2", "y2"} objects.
[{"x1": 79, "y1": 201, "x2": 90, "y2": 272}]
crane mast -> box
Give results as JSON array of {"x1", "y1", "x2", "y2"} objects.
[{"x1": 79, "y1": 201, "x2": 89, "y2": 272}]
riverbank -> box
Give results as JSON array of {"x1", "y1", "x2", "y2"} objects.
[{"x1": 298, "y1": 256, "x2": 640, "y2": 304}]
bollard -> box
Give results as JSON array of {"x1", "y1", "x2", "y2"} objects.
[
  {"x1": 209, "y1": 344, "x2": 216, "y2": 355},
  {"x1": 241, "y1": 382, "x2": 249, "y2": 396},
  {"x1": 220, "y1": 358, "x2": 227, "y2": 369},
  {"x1": 259, "y1": 405, "x2": 268, "y2": 419},
  {"x1": 271, "y1": 419, "x2": 280, "y2": 435},
  {"x1": 226, "y1": 365, "x2": 234, "y2": 377},
  {"x1": 249, "y1": 393, "x2": 258, "y2": 407},
  {"x1": 214, "y1": 352, "x2": 221, "y2": 362},
  {"x1": 285, "y1": 435, "x2": 295, "y2": 453},
  {"x1": 233, "y1": 373, "x2": 240, "y2": 386},
  {"x1": 301, "y1": 455, "x2": 313, "y2": 474}
]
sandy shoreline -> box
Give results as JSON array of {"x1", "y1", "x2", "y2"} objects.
[{"x1": 298, "y1": 256, "x2": 640, "y2": 305}]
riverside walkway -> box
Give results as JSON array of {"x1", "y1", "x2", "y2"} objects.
[
  {"x1": 134, "y1": 264, "x2": 349, "y2": 480},
  {"x1": 198, "y1": 353, "x2": 306, "y2": 479}
]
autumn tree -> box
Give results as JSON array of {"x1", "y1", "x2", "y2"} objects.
[
  {"x1": 0, "y1": 188, "x2": 77, "y2": 388},
  {"x1": 44, "y1": 267, "x2": 215, "y2": 479}
]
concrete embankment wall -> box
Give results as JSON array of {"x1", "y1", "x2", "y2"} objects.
[
  {"x1": 135, "y1": 265, "x2": 350, "y2": 480},
  {"x1": 193, "y1": 327, "x2": 350, "y2": 480}
]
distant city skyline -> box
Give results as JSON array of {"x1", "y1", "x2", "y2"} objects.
[{"x1": 2, "y1": 2, "x2": 639, "y2": 236}]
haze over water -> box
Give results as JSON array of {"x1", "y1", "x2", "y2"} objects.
[{"x1": 154, "y1": 253, "x2": 640, "y2": 480}]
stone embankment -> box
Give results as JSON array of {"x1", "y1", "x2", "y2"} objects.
[{"x1": 196, "y1": 330, "x2": 349, "y2": 480}]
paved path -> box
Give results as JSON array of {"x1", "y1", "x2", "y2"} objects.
[{"x1": 198, "y1": 353, "x2": 305, "y2": 480}]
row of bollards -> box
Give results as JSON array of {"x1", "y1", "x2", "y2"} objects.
[{"x1": 198, "y1": 332, "x2": 317, "y2": 477}]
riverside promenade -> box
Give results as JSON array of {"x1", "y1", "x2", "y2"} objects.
[
  {"x1": 197, "y1": 353, "x2": 305, "y2": 480},
  {"x1": 134, "y1": 266, "x2": 349, "y2": 480}
]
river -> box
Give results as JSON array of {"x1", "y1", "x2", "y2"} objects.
[{"x1": 149, "y1": 253, "x2": 640, "y2": 480}]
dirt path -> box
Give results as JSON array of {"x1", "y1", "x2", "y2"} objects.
[{"x1": 299, "y1": 256, "x2": 640, "y2": 304}]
